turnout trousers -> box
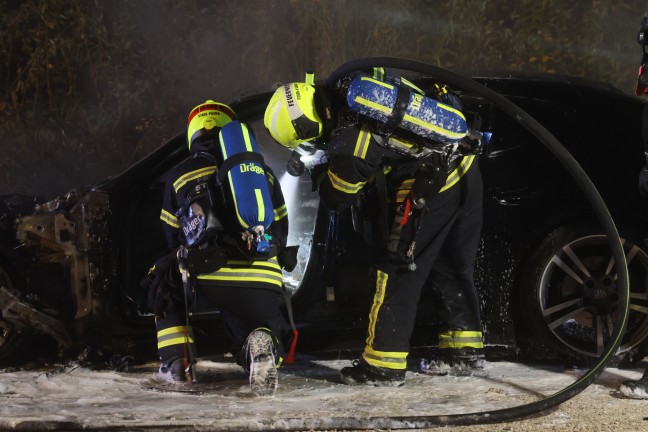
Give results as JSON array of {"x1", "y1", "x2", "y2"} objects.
[
  {"x1": 362, "y1": 162, "x2": 484, "y2": 371},
  {"x1": 156, "y1": 257, "x2": 290, "y2": 366}
]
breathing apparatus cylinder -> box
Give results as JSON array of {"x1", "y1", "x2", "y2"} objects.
[
  {"x1": 345, "y1": 75, "x2": 469, "y2": 144},
  {"x1": 218, "y1": 121, "x2": 274, "y2": 234}
]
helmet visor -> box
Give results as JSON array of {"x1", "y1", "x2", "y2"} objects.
[{"x1": 291, "y1": 115, "x2": 321, "y2": 141}]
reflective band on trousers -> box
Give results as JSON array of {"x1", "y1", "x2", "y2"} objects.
[
  {"x1": 366, "y1": 270, "x2": 388, "y2": 348},
  {"x1": 363, "y1": 270, "x2": 408, "y2": 371},
  {"x1": 438, "y1": 330, "x2": 484, "y2": 349},
  {"x1": 157, "y1": 325, "x2": 195, "y2": 349},
  {"x1": 362, "y1": 345, "x2": 408, "y2": 370},
  {"x1": 197, "y1": 258, "x2": 284, "y2": 288}
]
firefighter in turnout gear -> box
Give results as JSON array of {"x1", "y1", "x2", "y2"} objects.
[
  {"x1": 146, "y1": 100, "x2": 293, "y2": 396},
  {"x1": 264, "y1": 68, "x2": 486, "y2": 385},
  {"x1": 620, "y1": 17, "x2": 648, "y2": 399}
]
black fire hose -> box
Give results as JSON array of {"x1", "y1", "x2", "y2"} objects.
[{"x1": 277, "y1": 57, "x2": 628, "y2": 430}]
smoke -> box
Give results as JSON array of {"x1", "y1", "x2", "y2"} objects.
[{"x1": 1, "y1": 0, "x2": 645, "y2": 198}]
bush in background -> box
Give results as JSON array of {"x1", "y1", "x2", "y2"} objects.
[{"x1": 0, "y1": 0, "x2": 644, "y2": 197}]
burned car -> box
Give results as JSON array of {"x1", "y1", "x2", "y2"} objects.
[{"x1": 1, "y1": 61, "x2": 647, "y2": 368}]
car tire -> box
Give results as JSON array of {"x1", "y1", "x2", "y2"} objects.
[
  {"x1": 515, "y1": 222, "x2": 648, "y2": 364},
  {"x1": 0, "y1": 260, "x2": 35, "y2": 368}
]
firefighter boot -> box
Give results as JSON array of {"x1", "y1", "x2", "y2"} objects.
[
  {"x1": 158, "y1": 357, "x2": 188, "y2": 382},
  {"x1": 619, "y1": 369, "x2": 648, "y2": 399},
  {"x1": 421, "y1": 353, "x2": 487, "y2": 377},
  {"x1": 339, "y1": 358, "x2": 405, "y2": 387},
  {"x1": 242, "y1": 329, "x2": 278, "y2": 396}
]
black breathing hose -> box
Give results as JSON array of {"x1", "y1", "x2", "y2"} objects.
[{"x1": 268, "y1": 57, "x2": 628, "y2": 430}]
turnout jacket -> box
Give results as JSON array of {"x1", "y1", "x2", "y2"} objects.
[
  {"x1": 159, "y1": 151, "x2": 289, "y2": 290},
  {"x1": 319, "y1": 124, "x2": 483, "y2": 370},
  {"x1": 320, "y1": 124, "x2": 475, "y2": 213}
]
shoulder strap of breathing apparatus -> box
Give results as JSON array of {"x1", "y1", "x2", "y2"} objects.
[
  {"x1": 175, "y1": 152, "x2": 223, "y2": 250},
  {"x1": 173, "y1": 152, "x2": 229, "y2": 275}
]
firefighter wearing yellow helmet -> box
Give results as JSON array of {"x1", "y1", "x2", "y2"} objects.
[
  {"x1": 263, "y1": 73, "x2": 326, "y2": 149},
  {"x1": 620, "y1": 16, "x2": 648, "y2": 400},
  {"x1": 186, "y1": 100, "x2": 237, "y2": 151},
  {"x1": 146, "y1": 100, "x2": 294, "y2": 396},
  {"x1": 263, "y1": 67, "x2": 486, "y2": 387}
]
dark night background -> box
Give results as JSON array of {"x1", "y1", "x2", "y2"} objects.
[{"x1": 1, "y1": 0, "x2": 646, "y2": 198}]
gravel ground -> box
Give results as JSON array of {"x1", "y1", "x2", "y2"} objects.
[{"x1": 0, "y1": 357, "x2": 646, "y2": 431}]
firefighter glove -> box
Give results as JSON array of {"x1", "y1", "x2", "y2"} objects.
[
  {"x1": 141, "y1": 251, "x2": 180, "y2": 317},
  {"x1": 278, "y1": 245, "x2": 299, "y2": 272}
]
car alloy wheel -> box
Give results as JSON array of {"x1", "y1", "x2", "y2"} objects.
[{"x1": 537, "y1": 234, "x2": 648, "y2": 357}]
